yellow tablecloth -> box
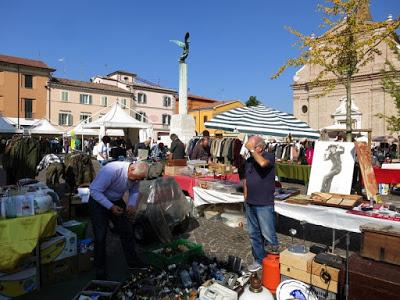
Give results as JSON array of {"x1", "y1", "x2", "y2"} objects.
[{"x1": 0, "y1": 212, "x2": 57, "y2": 271}]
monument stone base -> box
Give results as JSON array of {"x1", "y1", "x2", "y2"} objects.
[{"x1": 169, "y1": 114, "x2": 196, "y2": 145}]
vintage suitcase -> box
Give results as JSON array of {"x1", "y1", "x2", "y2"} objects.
[
  {"x1": 348, "y1": 253, "x2": 400, "y2": 300},
  {"x1": 360, "y1": 223, "x2": 400, "y2": 266}
]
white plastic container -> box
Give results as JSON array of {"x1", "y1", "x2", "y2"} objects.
[{"x1": 199, "y1": 282, "x2": 238, "y2": 300}]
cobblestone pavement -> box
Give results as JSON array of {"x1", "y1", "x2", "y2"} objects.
[{"x1": 182, "y1": 215, "x2": 349, "y2": 268}]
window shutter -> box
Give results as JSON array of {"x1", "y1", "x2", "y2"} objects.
[
  {"x1": 32, "y1": 99, "x2": 36, "y2": 113},
  {"x1": 69, "y1": 115, "x2": 73, "y2": 126},
  {"x1": 89, "y1": 95, "x2": 93, "y2": 104},
  {"x1": 58, "y1": 114, "x2": 62, "y2": 125},
  {"x1": 80, "y1": 94, "x2": 83, "y2": 104}
]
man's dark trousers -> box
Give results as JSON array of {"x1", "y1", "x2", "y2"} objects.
[{"x1": 89, "y1": 197, "x2": 138, "y2": 279}]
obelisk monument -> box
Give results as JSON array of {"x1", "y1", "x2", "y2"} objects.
[{"x1": 169, "y1": 32, "x2": 195, "y2": 145}]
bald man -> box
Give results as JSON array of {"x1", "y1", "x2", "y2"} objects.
[
  {"x1": 244, "y1": 135, "x2": 279, "y2": 271},
  {"x1": 89, "y1": 161, "x2": 148, "y2": 279}
]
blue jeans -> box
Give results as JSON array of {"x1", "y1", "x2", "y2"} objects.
[{"x1": 245, "y1": 202, "x2": 278, "y2": 263}]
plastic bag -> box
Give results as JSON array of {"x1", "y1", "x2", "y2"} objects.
[{"x1": 136, "y1": 177, "x2": 191, "y2": 243}]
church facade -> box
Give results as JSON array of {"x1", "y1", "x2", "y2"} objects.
[{"x1": 292, "y1": 8, "x2": 399, "y2": 138}]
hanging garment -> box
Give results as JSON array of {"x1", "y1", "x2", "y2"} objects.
[
  {"x1": 64, "y1": 152, "x2": 95, "y2": 190},
  {"x1": 3, "y1": 136, "x2": 41, "y2": 184}
]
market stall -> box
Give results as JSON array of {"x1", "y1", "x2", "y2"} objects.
[
  {"x1": 0, "y1": 116, "x2": 22, "y2": 134},
  {"x1": 82, "y1": 102, "x2": 151, "y2": 143},
  {"x1": 28, "y1": 119, "x2": 62, "y2": 136},
  {"x1": 373, "y1": 166, "x2": 400, "y2": 184},
  {"x1": 193, "y1": 186, "x2": 400, "y2": 231},
  {"x1": 169, "y1": 173, "x2": 240, "y2": 197},
  {"x1": 0, "y1": 181, "x2": 65, "y2": 298},
  {"x1": 204, "y1": 104, "x2": 320, "y2": 139},
  {"x1": 0, "y1": 211, "x2": 57, "y2": 270}
]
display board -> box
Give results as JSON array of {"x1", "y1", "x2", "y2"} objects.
[
  {"x1": 354, "y1": 142, "x2": 380, "y2": 201},
  {"x1": 307, "y1": 141, "x2": 355, "y2": 195}
]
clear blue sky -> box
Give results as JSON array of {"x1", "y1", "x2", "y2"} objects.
[{"x1": 0, "y1": 0, "x2": 398, "y2": 113}]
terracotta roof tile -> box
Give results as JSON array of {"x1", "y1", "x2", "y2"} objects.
[
  {"x1": 51, "y1": 77, "x2": 133, "y2": 94},
  {"x1": 189, "y1": 100, "x2": 242, "y2": 111},
  {"x1": 0, "y1": 54, "x2": 54, "y2": 70},
  {"x1": 176, "y1": 94, "x2": 223, "y2": 103}
]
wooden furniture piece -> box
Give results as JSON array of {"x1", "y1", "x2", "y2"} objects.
[{"x1": 348, "y1": 253, "x2": 400, "y2": 300}]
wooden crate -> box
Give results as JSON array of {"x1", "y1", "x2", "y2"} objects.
[{"x1": 360, "y1": 223, "x2": 400, "y2": 266}]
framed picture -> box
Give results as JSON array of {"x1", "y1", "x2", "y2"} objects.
[{"x1": 307, "y1": 141, "x2": 355, "y2": 195}]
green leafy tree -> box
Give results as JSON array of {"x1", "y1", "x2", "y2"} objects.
[
  {"x1": 377, "y1": 46, "x2": 400, "y2": 133},
  {"x1": 246, "y1": 96, "x2": 261, "y2": 107},
  {"x1": 272, "y1": 0, "x2": 400, "y2": 141}
]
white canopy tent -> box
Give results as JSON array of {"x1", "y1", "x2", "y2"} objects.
[
  {"x1": 82, "y1": 102, "x2": 152, "y2": 143},
  {"x1": 0, "y1": 116, "x2": 21, "y2": 133},
  {"x1": 67, "y1": 123, "x2": 125, "y2": 137},
  {"x1": 28, "y1": 119, "x2": 61, "y2": 135},
  {"x1": 83, "y1": 102, "x2": 151, "y2": 130},
  {"x1": 5, "y1": 117, "x2": 40, "y2": 127}
]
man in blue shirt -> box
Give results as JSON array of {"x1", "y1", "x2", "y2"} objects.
[
  {"x1": 244, "y1": 135, "x2": 279, "y2": 271},
  {"x1": 89, "y1": 161, "x2": 148, "y2": 279}
]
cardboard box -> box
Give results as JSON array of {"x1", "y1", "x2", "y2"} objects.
[
  {"x1": 281, "y1": 263, "x2": 338, "y2": 293},
  {"x1": 41, "y1": 256, "x2": 78, "y2": 286},
  {"x1": 279, "y1": 249, "x2": 315, "y2": 271},
  {"x1": 63, "y1": 220, "x2": 88, "y2": 240},
  {"x1": 164, "y1": 165, "x2": 186, "y2": 176},
  {"x1": 0, "y1": 267, "x2": 37, "y2": 299},
  {"x1": 40, "y1": 226, "x2": 77, "y2": 264}
]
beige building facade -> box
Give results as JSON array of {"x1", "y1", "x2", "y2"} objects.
[
  {"x1": 48, "y1": 77, "x2": 134, "y2": 130},
  {"x1": 92, "y1": 71, "x2": 176, "y2": 139},
  {"x1": 292, "y1": 15, "x2": 400, "y2": 138},
  {"x1": 0, "y1": 54, "x2": 54, "y2": 125}
]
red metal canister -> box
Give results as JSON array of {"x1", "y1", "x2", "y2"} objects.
[{"x1": 262, "y1": 253, "x2": 280, "y2": 294}]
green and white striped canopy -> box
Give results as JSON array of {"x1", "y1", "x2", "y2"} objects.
[{"x1": 205, "y1": 104, "x2": 320, "y2": 139}]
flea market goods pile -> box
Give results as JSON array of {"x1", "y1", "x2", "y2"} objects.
[{"x1": 76, "y1": 255, "x2": 251, "y2": 300}]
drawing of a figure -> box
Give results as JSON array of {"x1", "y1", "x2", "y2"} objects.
[{"x1": 321, "y1": 144, "x2": 345, "y2": 192}]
